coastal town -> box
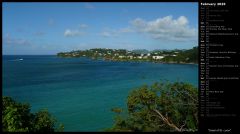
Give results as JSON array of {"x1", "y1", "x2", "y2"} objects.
[{"x1": 57, "y1": 46, "x2": 198, "y2": 64}]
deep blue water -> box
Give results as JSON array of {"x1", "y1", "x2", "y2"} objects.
[{"x1": 2, "y1": 55, "x2": 198, "y2": 131}]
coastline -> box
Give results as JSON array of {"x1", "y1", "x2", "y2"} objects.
[{"x1": 57, "y1": 56, "x2": 198, "y2": 65}]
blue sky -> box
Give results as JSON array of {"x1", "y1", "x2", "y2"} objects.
[{"x1": 3, "y1": 2, "x2": 198, "y2": 55}]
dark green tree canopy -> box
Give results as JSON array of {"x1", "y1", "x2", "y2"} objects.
[
  {"x1": 108, "y1": 81, "x2": 198, "y2": 132},
  {"x1": 2, "y1": 96, "x2": 64, "y2": 132}
]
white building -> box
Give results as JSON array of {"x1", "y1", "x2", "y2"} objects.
[
  {"x1": 152, "y1": 56, "x2": 164, "y2": 60},
  {"x1": 119, "y1": 55, "x2": 125, "y2": 58}
]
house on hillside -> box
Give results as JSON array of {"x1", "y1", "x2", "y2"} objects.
[{"x1": 152, "y1": 56, "x2": 164, "y2": 60}]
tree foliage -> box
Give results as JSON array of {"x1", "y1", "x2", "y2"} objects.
[
  {"x1": 162, "y1": 47, "x2": 198, "y2": 63},
  {"x1": 108, "y1": 81, "x2": 198, "y2": 132},
  {"x1": 2, "y1": 96, "x2": 64, "y2": 132}
]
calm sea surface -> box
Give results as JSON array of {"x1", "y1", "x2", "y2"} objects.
[{"x1": 2, "y1": 55, "x2": 198, "y2": 131}]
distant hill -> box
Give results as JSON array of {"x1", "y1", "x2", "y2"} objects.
[{"x1": 57, "y1": 46, "x2": 198, "y2": 64}]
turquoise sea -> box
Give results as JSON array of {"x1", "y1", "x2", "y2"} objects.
[{"x1": 2, "y1": 55, "x2": 198, "y2": 131}]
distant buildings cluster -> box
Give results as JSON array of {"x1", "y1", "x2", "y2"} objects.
[
  {"x1": 57, "y1": 47, "x2": 198, "y2": 64},
  {"x1": 59, "y1": 48, "x2": 181, "y2": 60}
]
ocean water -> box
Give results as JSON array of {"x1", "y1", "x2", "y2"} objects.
[{"x1": 2, "y1": 55, "x2": 198, "y2": 131}]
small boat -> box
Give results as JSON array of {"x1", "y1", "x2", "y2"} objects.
[{"x1": 9, "y1": 58, "x2": 24, "y2": 61}]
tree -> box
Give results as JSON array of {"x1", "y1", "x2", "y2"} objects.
[
  {"x1": 108, "y1": 81, "x2": 198, "y2": 132},
  {"x1": 2, "y1": 96, "x2": 64, "y2": 132}
]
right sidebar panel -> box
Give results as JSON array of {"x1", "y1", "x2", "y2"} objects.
[{"x1": 199, "y1": 0, "x2": 239, "y2": 133}]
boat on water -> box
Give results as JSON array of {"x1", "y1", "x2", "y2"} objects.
[{"x1": 9, "y1": 58, "x2": 23, "y2": 61}]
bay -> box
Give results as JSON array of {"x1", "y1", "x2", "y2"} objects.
[{"x1": 2, "y1": 55, "x2": 198, "y2": 131}]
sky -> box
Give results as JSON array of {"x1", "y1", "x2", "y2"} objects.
[{"x1": 3, "y1": 2, "x2": 198, "y2": 55}]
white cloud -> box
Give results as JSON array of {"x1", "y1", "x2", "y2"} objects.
[
  {"x1": 64, "y1": 24, "x2": 88, "y2": 37},
  {"x1": 64, "y1": 29, "x2": 85, "y2": 37},
  {"x1": 131, "y1": 16, "x2": 197, "y2": 41},
  {"x1": 3, "y1": 34, "x2": 31, "y2": 45}
]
